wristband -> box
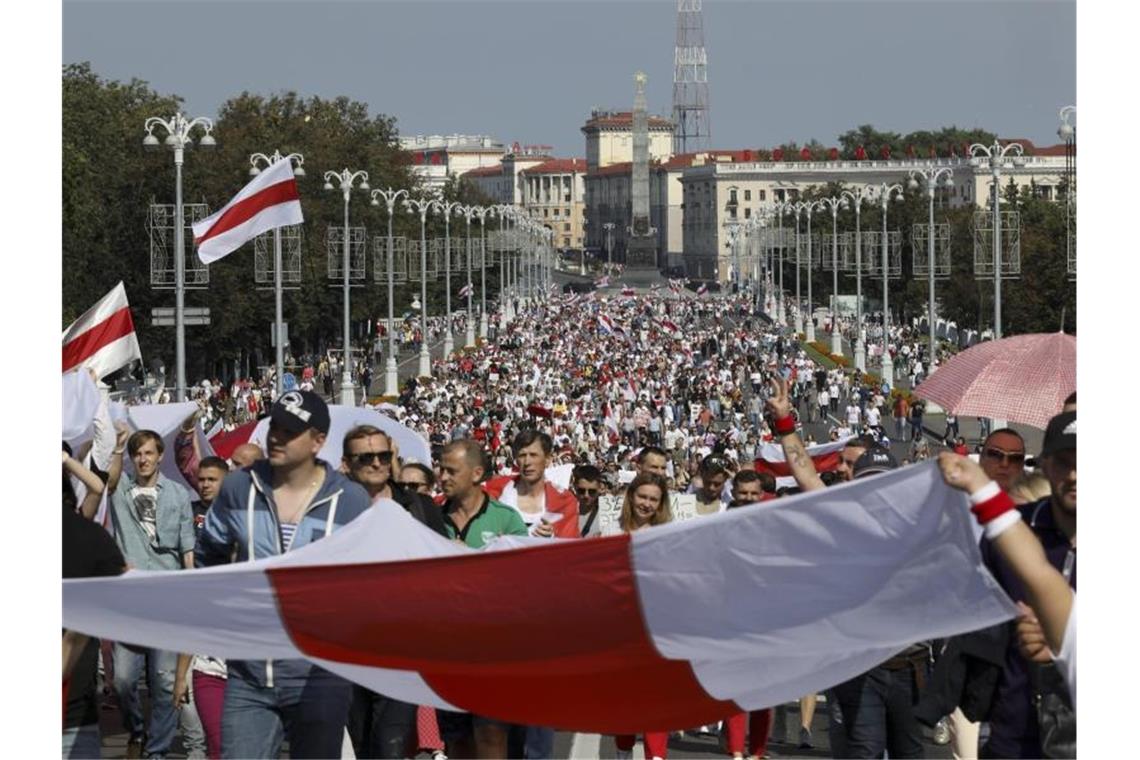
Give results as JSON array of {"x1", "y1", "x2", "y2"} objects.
[
  {"x1": 773, "y1": 414, "x2": 797, "y2": 435},
  {"x1": 968, "y1": 480, "x2": 1018, "y2": 535}
]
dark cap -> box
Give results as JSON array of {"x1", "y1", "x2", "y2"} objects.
[
  {"x1": 700, "y1": 453, "x2": 731, "y2": 475},
  {"x1": 1040, "y1": 411, "x2": 1076, "y2": 458},
  {"x1": 852, "y1": 446, "x2": 899, "y2": 479},
  {"x1": 270, "y1": 390, "x2": 330, "y2": 435}
]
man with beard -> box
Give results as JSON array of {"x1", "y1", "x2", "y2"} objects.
[{"x1": 978, "y1": 411, "x2": 1076, "y2": 759}]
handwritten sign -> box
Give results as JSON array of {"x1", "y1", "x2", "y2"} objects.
[{"x1": 597, "y1": 492, "x2": 703, "y2": 536}]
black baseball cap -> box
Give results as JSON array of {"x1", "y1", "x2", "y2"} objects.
[
  {"x1": 270, "y1": 390, "x2": 331, "y2": 435},
  {"x1": 1039, "y1": 411, "x2": 1076, "y2": 458},
  {"x1": 852, "y1": 446, "x2": 899, "y2": 479}
]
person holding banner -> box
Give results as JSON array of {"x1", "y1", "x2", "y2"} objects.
[{"x1": 615, "y1": 473, "x2": 673, "y2": 759}]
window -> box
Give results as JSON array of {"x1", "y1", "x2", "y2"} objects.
[
  {"x1": 745, "y1": 208, "x2": 752, "y2": 219},
  {"x1": 552, "y1": 208, "x2": 559, "y2": 217},
  {"x1": 564, "y1": 237, "x2": 571, "y2": 246},
  {"x1": 729, "y1": 189, "x2": 738, "y2": 203},
  {"x1": 759, "y1": 190, "x2": 766, "y2": 201},
  {"x1": 744, "y1": 190, "x2": 752, "y2": 201},
  {"x1": 564, "y1": 223, "x2": 571, "y2": 231},
  {"x1": 543, "y1": 209, "x2": 549, "y2": 217}
]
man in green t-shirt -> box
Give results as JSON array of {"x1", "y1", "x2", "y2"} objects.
[
  {"x1": 439, "y1": 439, "x2": 528, "y2": 549},
  {"x1": 435, "y1": 439, "x2": 528, "y2": 757}
]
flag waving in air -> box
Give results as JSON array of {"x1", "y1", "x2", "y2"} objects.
[
  {"x1": 697, "y1": 283, "x2": 709, "y2": 296},
  {"x1": 192, "y1": 157, "x2": 304, "y2": 264},
  {"x1": 459, "y1": 282, "x2": 474, "y2": 298},
  {"x1": 62, "y1": 281, "x2": 142, "y2": 378}
]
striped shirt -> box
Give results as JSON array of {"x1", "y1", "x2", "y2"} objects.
[{"x1": 279, "y1": 522, "x2": 298, "y2": 552}]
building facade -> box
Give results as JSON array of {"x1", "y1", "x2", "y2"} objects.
[
  {"x1": 676, "y1": 149, "x2": 1069, "y2": 282},
  {"x1": 520, "y1": 159, "x2": 588, "y2": 250},
  {"x1": 399, "y1": 134, "x2": 507, "y2": 190}
]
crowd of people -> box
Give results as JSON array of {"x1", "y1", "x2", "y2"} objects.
[{"x1": 63, "y1": 288, "x2": 1075, "y2": 760}]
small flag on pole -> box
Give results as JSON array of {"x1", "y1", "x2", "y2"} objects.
[
  {"x1": 697, "y1": 283, "x2": 709, "y2": 296},
  {"x1": 62, "y1": 281, "x2": 142, "y2": 379},
  {"x1": 459, "y1": 282, "x2": 474, "y2": 298}
]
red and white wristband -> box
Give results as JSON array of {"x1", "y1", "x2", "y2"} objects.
[{"x1": 968, "y1": 481, "x2": 1021, "y2": 540}]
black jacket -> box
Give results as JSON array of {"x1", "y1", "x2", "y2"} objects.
[
  {"x1": 389, "y1": 482, "x2": 448, "y2": 537},
  {"x1": 914, "y1": 623, "x2": 1010, "y2": 727}
]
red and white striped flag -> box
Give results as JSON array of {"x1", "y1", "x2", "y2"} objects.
[
  {"x1": 621, "y1": 286, "x2": 635, "y2": 297},
  {"x1": 192, "y1": 157, "x2": 304, "y2": 264},
  {"x1": 595, "y1": 275, "x2": 610, "y2": 288},
  {"x1": 697, "y1": 283, "x2": 709, "y2": 296},
  {"x1": 754, "y1": 437, "x2": 849, "y2": 479},
  {"x1": 63, "y1": 464, "x2": 1016, "y2": 733},
  {"x1": 459, "y1": 282, "x2": 474, "y2": 298},
  {"x1": 658, "y1": 318, "x2": 682, "y2": 339},
  {"x1": 62, "y1": 282, "x2": 142, "y2": 378}
]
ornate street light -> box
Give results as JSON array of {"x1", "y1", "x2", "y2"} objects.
[
  {"x1": 249, "y1": 150, "x2": 304, "y2": 396},
  {"x1": 818, "y1": 195, "x2": 849, "y2": 356},
  {"x1": 868, "y1": 183, "x2": 905, "y2": 388},
  {"x1": 405, "y1": 195, "x2": 436, "y2": 378},
  {"x1": 323, "y1": 168, "x2": 370, "y2": 404},
  {"x1": 370, "y1": 187, "x2": 410, "y2": 397},
  {"x1": 908, "y1": 166, "x2": 955, "y2": 356},
  {"x1": 969, "y1": 140, "x2": 1026, "y2": 340},
  {"x1": 143, "y1": 112, "x2": 216, "y2": 401},
  {"x1": 432, "y1": 197, "x2": 465, "y2": 358}
]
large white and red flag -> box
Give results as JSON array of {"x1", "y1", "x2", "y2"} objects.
[
  {"x1": 63, "y1": 462, "x2": 1015, "y2": 732},
  {"x1": 62, "y1": 282, "x2": 142, "y2": 378},
  {"x1": 192, "y1": 157, "x2": 303, "y2": 264}
]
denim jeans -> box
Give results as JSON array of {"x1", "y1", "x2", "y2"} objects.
[
  {"x1": 180, "y1": 675, "x2": 207, "y2": 758},
  {"x1": 112, "y1": 643, "x2": 179, "y2": 757},
  {"x1": 221, "y1": 669, "x2": 353, "y2": 759},
  {"x1": 525, "y1": 726, "x2": 555, "y2": 758},
  {"x1": 61, "y1": 723, "x2": 101, "y2": 759},
  {"x1": 831, "y1": 666, "x2": 923, "y2": 759}
]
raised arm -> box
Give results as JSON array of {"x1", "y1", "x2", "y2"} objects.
[
  {"x1": 764, "y1": 375, "x2": 825, "y2": 492},
  {"x1": 64, "y1": 451, "x2": 105, "y2": 520},
  {"x1": 174, "y1": 409, "x2": 202, "y2": 493},
  {"x1": 105, "y1": 422, "x2": 131, "y2": 495}
]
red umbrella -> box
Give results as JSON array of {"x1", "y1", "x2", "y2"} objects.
[{"x1": 912, "y1": 332, "x2": 1075, "y2": 430}]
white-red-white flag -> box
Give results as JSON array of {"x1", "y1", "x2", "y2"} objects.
[
  {"x1": 754, "y1": 437, "x2": 850, "y2": 479},
  {"x1": 697, "y1": 283, "x2": 709, "y2": 296},
  {"x1": 192, "y1": 158, "x2": 304, "y2": 264},
  {"x1": 62, "y1": 282, "x2": 142, "y2": 379},
  {"x1": 459, "y1": 283, "x2": 474, "y2": 298}
]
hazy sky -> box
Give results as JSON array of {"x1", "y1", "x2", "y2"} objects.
[{"x1": 63, "y1": 0, "x2": 1075, "y2": 157}]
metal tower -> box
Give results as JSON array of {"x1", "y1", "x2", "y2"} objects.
[{"x1": 672, "y1": 0, "x2": 711, "y2": 155}]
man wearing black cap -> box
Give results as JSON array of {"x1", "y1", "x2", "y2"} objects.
[
  {"x1": 196, "y1": 390, "x2": 372, "y2": 759},
  {"x1": 975, "y1": 410, "x2": 1076, "y2": 759}
]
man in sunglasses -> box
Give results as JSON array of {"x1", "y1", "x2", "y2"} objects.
[
  {"x1": 571, "y1": 464, "x2": 605, "y2": 537},
  {"x1": 342, "y1": 425, "x2": 447, "y2": 537},
  {"x1": 340, "y1": 425, "x2": 446, "y2": 759},
  {"x1": 397, "y1": 463, "x2": 436, "y2": 498},
  {"x1": 980, "y1": 429, "x2": 1027, "y2": 492}
]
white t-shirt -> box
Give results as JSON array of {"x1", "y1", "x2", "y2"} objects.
[
  {"x1": 846, "y1": 405, "x2": 861, "y2": 424},
  {"x1": 129, "y1": 486, "x2": 159, "y2": 542},
  {"x1": 866, "y1": 407, "x2": 882, "y2": 427}
]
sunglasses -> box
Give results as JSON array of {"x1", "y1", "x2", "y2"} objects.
[
  {"x1": 398, "y1": 480, "x2": 428, "y2": 490},
  {"x1": 350, "y1": 451, "x2": 394, "y2": 467},
  {"x1": 982, "y1": 448, "x2": 1026, "y2": 466},
  {"x1": 575, "y1": 488, "x2": 600, "y2": 497}
]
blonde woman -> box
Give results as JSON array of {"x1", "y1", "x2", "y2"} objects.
[{"x1": 615, "y1": 473, "x2": 672, "y2": 758}]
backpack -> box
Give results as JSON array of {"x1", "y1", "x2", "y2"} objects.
[{"x1": 1031, "y1": 662, "x2": 1076, "y2": 759}]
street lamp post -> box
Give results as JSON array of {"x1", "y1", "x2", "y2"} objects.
[
  {"x1": 774, "y1": 202, "x2": 788, "y2": 325},
  {"x1": 908, "y1": 166, "x2": 955, "y2": 357},
  {"x1": 143, "y1": 112, "x2": 216, "y2": 402},
  {"x1": 724, "y1": 221, "x2": 742, "y2": 296},
  {"x1": 406, "y1": 196, "x2": 436, "y2": 378},
  {"x1": 804, "y1": 200, "x2": 827, "y2": 343},
  {"x1": 323, "y1": 168, "x2": 370, "y2": 405},
  {"x1": 456, "y1": 204, "x2": 478, "y2": 348},
  {"x1": 970, "y1": 140, "x2": 1026, "y2": 341},
  {"x1": 473, "y1": 206, "x2": 494, "y2": 339},
  {"x1": 871, "y1": 182, "x2": 905, "y2": 389},
  {"x1": 249, "y1": 150, "x2": 305, "y2": 398},
  {"x1": 791, "y1": 202, "x2": 805, "y2": 335},
  {"x1": 819, "y1": 195, "x2": 849, "y2": 357},
  {"x1": 841, "y1": 186, "x2": 875, "y2": 373},
  {"x1": 370, "y1": 187, "x2": 410, "y2": 397},
  {"x1": 432, "y1": 197, "x2": 464, "y2": 359},
  {"x1": 603, "y1": 222, "x2": 616, "y2": 279},
  {"x1": 1058, "y1": 106, "x2": 1076, "y2": 277}
]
